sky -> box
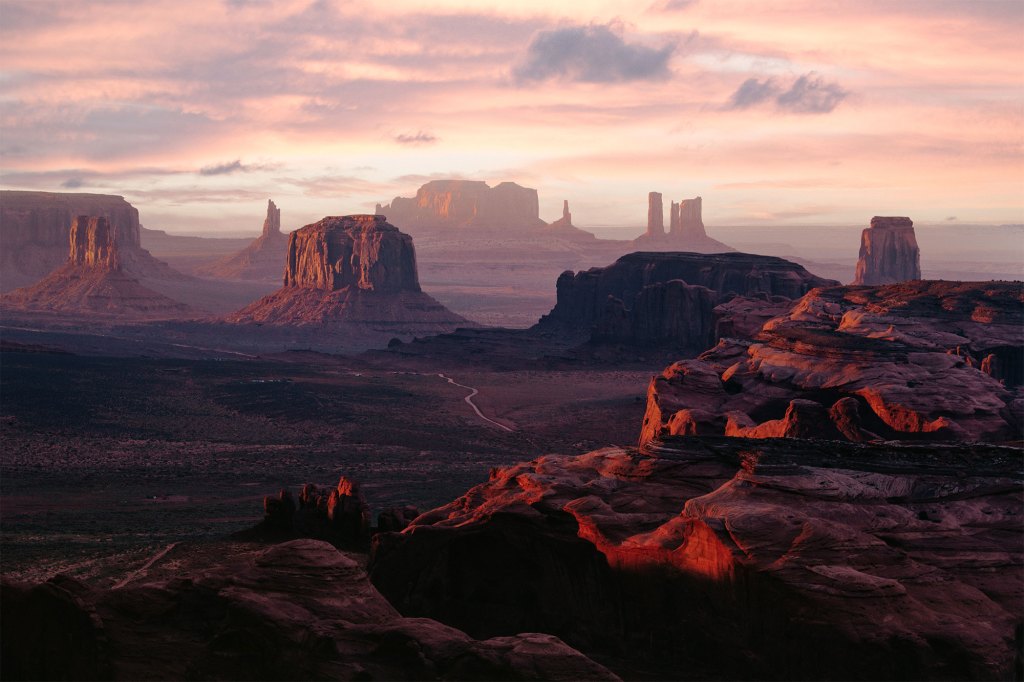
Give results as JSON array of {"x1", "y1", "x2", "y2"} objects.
[{"x1": 1, "y1": 0, "x2": 1022, "y2": 237}]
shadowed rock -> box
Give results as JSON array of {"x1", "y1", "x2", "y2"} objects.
[{"x1": 646, "y1": 191, "x2": 664, "y2": 237}]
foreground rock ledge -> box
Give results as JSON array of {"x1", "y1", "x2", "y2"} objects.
[
  {"x1": 1, "y1": 539, "x2": 616, "y2": 681},
  {"x1": 369, "y1": 440, "x2": 1023, "y2": 680}
]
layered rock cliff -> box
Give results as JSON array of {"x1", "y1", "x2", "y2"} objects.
[
  {"x1": 369, "y1": 440, "x2": 1022, "y2": 680},
  {"x1": 1, "y1": 216, "x2": 194, "y2": 318},
  {"x1": 640, "y1": 280, "x2": 1024, "y2": 445},
  {"x1": 535, "y1": 252, "x2": 838, "y2": 349},
  {"x1": 227, "y1": 215, "x2": 467, "y2": 332},
  {"x1": 0, "y1": 190, "x2": 183, "y2": 291},
  {"x1": 852, "y1": 216, "x2": 922, "y2": 285},
  {"x1": 194, "y1": 199, "x2": 289, "y2": 281},
  {"x1": 1, "y1": 539, "x2": 616, "y2": 681},
  {"x1": 378, "y1": 180, "x2": 546, "y2": 231}
]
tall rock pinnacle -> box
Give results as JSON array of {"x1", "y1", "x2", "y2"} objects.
[
  {"x1": 678, "y1": 197, "x2": 707, "y2": 239},
  {"x1": 852, "y1": 216, "x2": 921, "y2": 285},
  {"x1": 669, "y1": 201, "x2": 680, "y2": 235},
  {"x1": 261, "y1": 199, "x2": 281, "y2": 237},
  {"x1": 646, "y1": 192, "x2": 664, "y2": 237}
]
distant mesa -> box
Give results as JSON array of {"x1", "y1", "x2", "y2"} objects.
[
  {"x1": 852, "y1": 215, "x2": 921, "y2": 285},
  {"x1": 634, "y1": 193, "x2": 733, "y2": 252},
  {"x1": 1, "y1": 215, "x2": 194, "y2": 319},
  {"x1": 226, "y1": 214, "x2": 468, "y2": 332},
  {"x1": 195, "y1": 199, "x2": 290, "y2": 281},
  {"x1": 0, "y1": 190, "x2": 186, "y2": 292},
  {"x1": 536, "y1": 251, "x2": 837, "y2": 350},
  {"x1": 377, "y1": 179, "x2": 598, "y2": 240}
]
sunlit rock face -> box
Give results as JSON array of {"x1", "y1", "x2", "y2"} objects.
[
  {"x1": 640, "y1": 280, "x2": 1024, "y2": 446},
  {"x1": 0, "y1": 215, "x2": 193, "y2": 318},
  {"x1": 282, "y1": 215, "x2": 420, "y2": 293},
  {"x1": 369, "y1": 440, "x2": 1022, "y2": 680},
  {"x1": 226, "y1": 215, "x2": 466, "y2": 331},
  {"x1": 853, "y1": 216, "x2": 921, "y2": 285},
  {"x1": 378, "y1": 180, "x2": 545, "y2": 231},
  {"x1": 536, "y1": 251, "x2": 837, "y2": 348},
  {"x1": 0, "y1": 539, "x2": 617, "y2": 681}
]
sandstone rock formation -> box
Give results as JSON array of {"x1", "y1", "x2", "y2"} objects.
[
  {"x1": 640, "y1": 280, "x2": 1024, "y2": 445},
  {"x1": 0, "y1": 190, "x2": 185, "y2": 291},
  {"x1": 1, "y1": 216, "x2": 194, "y2": 318},
  {"x1": 370, "y1": 441, "x2": 1022, "y2": 680},
  {"x1": 646, "y1": 192, "x2": 664, "y2": 238},
  {"x1": 535, "y1": 252, "x2": 838, "y2": 349},
  {"x1": 194, "y1": 199, "x2": 289, "y2": 281},
  {"x1": 378, "y1": 180, "x2": 546, "y2": 231},
  {"x1": 1, "y1": 539, "x2": 616, "y2": 681},
  {"x1": 226, "y1": 215, "x2": 468, "y2": 334},
  {"x1": 259, "y1": 476, "x2": 373, "y2": 548},
  {"x1": 853, "y1": 216, "x2": 922, "y2": 285},
  {"x1": 544, "y1": 199, "x2": 595, "y2": 240},
  {"x1": 634, "y1": 193, "x2": 732, "y2": 252}
]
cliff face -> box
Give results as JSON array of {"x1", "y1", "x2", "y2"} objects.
[
  {"x1": 536, "y1": 251, "x2": 838, "y2": 348},
  {"x1": 226, "y1": 215, "x2": 466, "y2": 333},
  {"x1": 0, "y1": 190, "x2": 185, "y2": 291},
  {"x1": 378, "y1": 180, "x2": 545, "y2": 231},
  {"x1": 852, "y1": 216, "x2": 921, "y2": 285},
  {"x1": 0, "y1": 215, "x2": 193, "y2": 318},
  {"x1": 640, "y1": 280, "x2": 1024, "y2": 445},
  {"x1": 677, "y1": 196, "x2": 706, "y2": 238},
  {"x1": 369, "y1": 440, "x2": 1022, "y2": 680},
  {"x1": 194, "y1": 199, "x2": 289, "y2": 281},
  {"x1": 282, "y1": 215, "x2": 420, "y2": 293}
]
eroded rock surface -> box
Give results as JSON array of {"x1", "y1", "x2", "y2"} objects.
[
  {"x1": 853, "y1": 216, "x2": 922, "y2": 285},
  {"x1": 378, "y1": 180, "x2": 545, "y2": 232},
  {"x1": 536, "y1": 252, "x2": 837, "y2": 349},
  {"x1": 1, "y1": 216, "x2": 194, "y2": 318},
  {"x1": 0, "y1": 190, "x2": 184, "y2": 291},
  {"x1": 370, "y1": 442, "x2": 1022, "y2": 680},
  {"x1": 2, "y1": 539, "x2": 617, "y2": 681},
  {"x1": 226, "y1": 215, "x2": 467, "y2": 332},
  {"x1": 641, "y1": 280, "x2": 1024, "y2": 444},
  {"x1": 195, "y1": 199, "x2": 289, "y2": 281}
]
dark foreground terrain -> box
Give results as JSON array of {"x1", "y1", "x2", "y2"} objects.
[{"x1": 0, "y1": 344, "x2": 652, "y2": 586}]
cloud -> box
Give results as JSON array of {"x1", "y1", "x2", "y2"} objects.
[
  {"x1": 394, "y1": 131, "x2": 438, "y2": 146},
  {"x1": 726, "y1": 77, "x2": 780, "y2": 109},
  {"x1": 649, "y1": 0, "x2": 698, "y2": 12},
  {"x1": 725, "y1": 72, "x2": 847, "y2": 113},
  {"x1": 60, "y1": 177, "x2": 86, "y2": 188},
  {"x1": 776, "y1": 73, "x2": 848, "y2": 113},
  {"x1": 514, "y1": 24, "x2": 675, "y2": 83}
]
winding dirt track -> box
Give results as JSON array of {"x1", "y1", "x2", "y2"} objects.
[{"x1": 437, "y1": 373, "x2": 514, "y2": 432}]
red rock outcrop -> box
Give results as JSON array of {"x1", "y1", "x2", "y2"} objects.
[
  {"x1": 1, "y1": 539, "x2": 616, "y2": 681},
  {"x1": 535, "y1": 252, "x2": 838, "y2": 348},
  {"x1": 0, "y1": 190, "x2": 184, "y2": 291},
  {"x1": 369, "y1": 441, "x2": 1022, "y2": 680},
  {"x1": 259, "y1": 476, "x2": 373, "y2": 548},
  {"x1": 378, "y1": 180, "x2": 546, "y2": 232},
  {"x1": 640, "y1": 280, "x2": 1024, "y2": 445},
  {"x1": 1, "y1": 216, "x2": 194, "y2": 318},
  {"x1": 226, "y1": 215, "x2": 467, "y2": 333},
  {"x1": 194, "y1": 199, "x2": 289, "y2": 281},
  {"x1": 646, "y1": 191, "x2": 664, "y2": 237},
  {"x1": 852, "y1": 216, "x2": 922, "y2": 285},
  {"x1": 634, "y1": 193, "x2": 732, "y2": 252}
]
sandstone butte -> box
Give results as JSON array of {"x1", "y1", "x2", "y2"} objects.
[
  {"x1": 0, "y1": 539, "x2": 617, "y2": 681},
  {"x1": 640, "y1": 280, "x2": 1024, "y2": 445},
  {"x1": 225, "y1": 214, "x2": 467, "y2": 331},
  {"x1": 195, "y1": 199, "x2": 290, "y2": 281},
  {"x1": 0, "y1": 215, "x2": 194, "y2": 319},
  {"x1": 0, "y1": 190, "x2": 185, "y2": 292},
  {"x1": 376, "y1": 179, "x2": 546, "y2": 231},
  {"x1": 635, "y1": 193, "x2": 732, "y2": 253},
  {"x1": 852, "y1": 216, "x2": 922, "y2": 285},
  {"x1": 534, "y1": 251, "x2": 838, "y2": 350}
]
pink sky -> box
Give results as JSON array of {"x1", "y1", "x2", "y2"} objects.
[{"x1": 1, "y1": 0, "x2": 1021, "y2": 236}]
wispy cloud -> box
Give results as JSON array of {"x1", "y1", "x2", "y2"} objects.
[
  {"x1": 725, "y1": 72, "x2": 847, "y2": 113},
  {"x1": 198, "y1": 159, "x2": 277, "y2": 175},
  {"x1": 394, "y1": 131, "x2": 438, "y2": 145},
  {"x1": 514, "y1": 24, "x2": 675, "y2": 83}
]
